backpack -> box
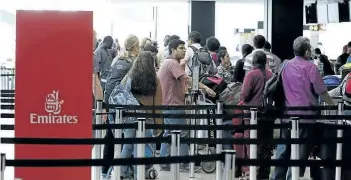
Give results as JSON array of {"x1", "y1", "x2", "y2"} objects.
[
  {"x1": 323, "y1": 75, "x2": 341, "y2": 91},
  {"x1": 188, "y1": 46, "x2": 214, "y2": 76},
  {"x1": 200, "y1": 75, "x2": 227, "y2": 102},
  {"x1": 108, "y1": 75, "x2": 141, "y2": 123},
  {"x1": 219, "y1": 82, "x2": 242, "y2": 114},
  {"x1": 263, "y1": 66, "x2": 285, "y2": 117}
]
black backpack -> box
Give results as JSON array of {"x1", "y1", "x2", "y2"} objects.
[
  {"x1": 187, "y1": 46, "x2": 214, "y2": 76},
  {"x1": 263, "y1": 67, "x2": 285, "y2": 117}
]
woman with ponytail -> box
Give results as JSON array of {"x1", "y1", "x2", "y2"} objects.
[
  {"x1": 239, "y1": 51, "x2": 273, "y2": 179},
  {"x1": 102, "y1": 35, "x2": 140, "y2": 178}
]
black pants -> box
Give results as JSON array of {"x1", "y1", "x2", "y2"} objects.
[
  {"x1": 102, "y1": 128, "x2": 115, "y2": 174},
  {"x1": 244, "y1": 119, "x2": 274, "y2": 179},
  {"x1": 257, "y1": 120, "x2": 275, "y2": 179},
  {"x1": 272, "y1": 125, "x2": 315, "y2": 180},
  {"x1": 310, "y1": 127, "x2": 337, "y2": 180}
]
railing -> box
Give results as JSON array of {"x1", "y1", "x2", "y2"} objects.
[{"x1": 2, "y1": 96, "x2": 351, "y2": 180}]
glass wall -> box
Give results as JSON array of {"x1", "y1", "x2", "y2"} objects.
[{"x1": 215, "y1": 1, "x2": 264, "y2": 58}]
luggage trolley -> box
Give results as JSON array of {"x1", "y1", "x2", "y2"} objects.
[
  {"x1": 189, "y1": 89, "x2": 217, "y2": 173},
  {"x1": 186, "y1": 90, "x2": 217, "y2": 173},
  {"x1": 186, "y1": 52, "x2": 217, "y2": 174}
]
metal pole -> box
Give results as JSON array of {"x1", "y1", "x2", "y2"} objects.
[
  {"x1": 215, "y1": 101, "x2": 223, "y2": 180},
  {"x1": 137, "y1": 118, "x2": 146, "y2": 180},
  {"x1": 0, "y1": 153, "x2": 5, "y2": 180},
  {"x1": 223, "y1": 150, "x2": 232, "y2": 180},
  {"x1": 94, "y1": 100, "x2": 103, "y2": 180},
  {"x1": 171, "y1": 131, "x2": 181, "y2": 180},
  {"x1": 231, "y1": 150, "x2": 236, "y2": 179},
  {"x1": 189, "y1": 91, "x2": 197, "y2": 178},
  {"x1": 113, "y1": 108, "x2": 123, "y2": 180},
  {"x1": 176, "y1": 131, "x2": 181, "y2": 180},
  {"x1": 291, "y1": 117, "x2": 300, "y2": 180},
  {"x1": 335, "y1": 102, "x2": 344, "y2": 180},
  {"x1": 249, "y1": 108, "x2": 258, "y2": 180}
]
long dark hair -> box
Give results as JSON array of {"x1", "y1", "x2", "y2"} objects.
[
  {"x1": 128, "y1": 51, "x2": 157, "y2": 96},
  {"x1": 217, "y1": 50, "x2": 228, "y2": 65}
]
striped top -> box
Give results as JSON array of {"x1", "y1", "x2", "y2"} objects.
[{"x1": 243, "y1": 49, "x2": 281, "y2": 73}]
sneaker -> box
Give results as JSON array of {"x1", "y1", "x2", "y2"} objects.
[{"x1": 159, "y1": 165, "x2": 170, "y2": 171}]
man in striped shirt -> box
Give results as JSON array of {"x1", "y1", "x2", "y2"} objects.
[{"x1": 243, "y1": 35, "x2": 281, "y2": 73}]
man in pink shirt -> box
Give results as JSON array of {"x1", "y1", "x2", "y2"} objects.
[
  {"x1": 157, "y1": 39, "x2": 215, "y2": 171},
  {"x1": 271, "y1": 36, "x2": 334, "y2": 180}
]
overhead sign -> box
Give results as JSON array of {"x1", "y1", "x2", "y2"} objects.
[{"x1": 15, "y1": 10, "x2": 93, "y2": 180}]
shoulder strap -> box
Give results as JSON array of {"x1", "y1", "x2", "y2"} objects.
[
  {"x1": 262, "y1": 70, "x2": 267, "y2": 106},
  {"x1": 187, "y1": 46, "x2": 200, "y2": 74},
  {"x1": 189, "y1": 46, "x2": 198, "y2": 52},
  {"x1": 125, "y1": 75, "x2": 132, "y2": 91}
]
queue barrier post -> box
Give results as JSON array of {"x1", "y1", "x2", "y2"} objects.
[
  {"x1": 223, "y1": 150, "x2": 236, "y2": 180},
  {"x1": 215, "y1": 101, "x2": 224, "y2": 180},
  {"x1": 0, "y1": 153, "x2": 5, "y2": 180},
  {"x1": 94, "y1": 100, "x2": 103, "y2": 180},
  {"x1": 336, "y1": 102, "x2": 344, "y2": 180},
  {"x1": 249, "y1": 108, "x2": 258, "y2": 180},
  {"x1": 231, "y1": 150, "x2": 236, "y2": 179},
  {"x1": 113, "y1": 108, "x2": 123, "y2": 180},
  {"x1": 137, "y1": 118, "x2": 146, "y2": 180},
  {"x1": 291, "y1": 117, "x2": 300, "y2": 180},
  {"x1": 171, "y1": 131, "x2": 181, "y2": 180},
  {"x1": 189, "y1": 91, "x2": 197, "y2": 178}
]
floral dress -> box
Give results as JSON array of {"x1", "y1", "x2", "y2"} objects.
[{"x1": 217, "y1": 63, "x2": 234, "y2": 84}]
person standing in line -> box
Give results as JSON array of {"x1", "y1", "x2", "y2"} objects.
[
  {"x1": 101, "y1": 35, "x2": 140, "y2": 178},
  {"x1": 335, "y1": 45, "x2": 349, "y2": 73},
  {"x1": 94, "y1": 36, "x2": 114, "y2": 91},
  {"x1": 217, "y1": 50, "x2": 234, "y2": 84},
  {"x1": 240, "y1": 51, "x2": 274, "y2": 179},
  {"x1": 206, "y1": 36, "x2": 221, "y2": 68},
  {"x1": 314, "y1": 48, "x2": 334, "y2": 76},
  {"x1": 92, "y1": 30, "x2": 107, "y2": 121},
  {"x1": 183, "y1": 31, "x2": 217, "y2": 75},
  {"x1": 233, "y1": 44, "x2": 254, "y2": 83},
  {"x1": 270, "y1": 36, "x2": 334, "y2": 180},
  {"x1": 243, "y1": 35, "x2": 281, "y2": 74},
  {"x1": 157, "y1": 39, "x2": 215, "y2": 172}
]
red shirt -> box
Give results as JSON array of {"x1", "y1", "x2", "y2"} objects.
[{"x1": 240, "y1": 68, "x2": 273, "y2": 106}]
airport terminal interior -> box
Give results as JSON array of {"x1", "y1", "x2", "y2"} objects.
[{"x1": 1, "y1": 0, "x2": 351, "y2": 180}]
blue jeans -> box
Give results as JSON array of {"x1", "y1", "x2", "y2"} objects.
[
  {"x1": 270, "y1": 123, "x2": 314, "y2": 180},
  {"x1": 121, "y1": 117, "x2": 154, "y2": 176},
  {"x1": 270, "y1": 144, "x2": 287, "y2": 180},
  {"x1": 160, "y1": 110, "x2": 189, "y2": 158}
]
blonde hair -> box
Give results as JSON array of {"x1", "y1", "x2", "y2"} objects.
[
  {"x1": 140, "y1": 37, "x2": 152, "y2": 51},
  {"x1": 120, "y1": 35, "x2": 139, "y2": 58}
]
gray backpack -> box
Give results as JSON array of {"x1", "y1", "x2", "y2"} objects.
[{"x1": 187, "y1": 46, "x2": 214, "y2": 76}]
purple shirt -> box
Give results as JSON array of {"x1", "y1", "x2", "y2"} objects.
[{"x1": 282, "y1": 56, "x2": 327, "y2": 123}]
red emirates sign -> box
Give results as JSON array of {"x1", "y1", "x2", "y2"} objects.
[{"x1": 14, "y1": 10, "x2": 93, "y2": 180}]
